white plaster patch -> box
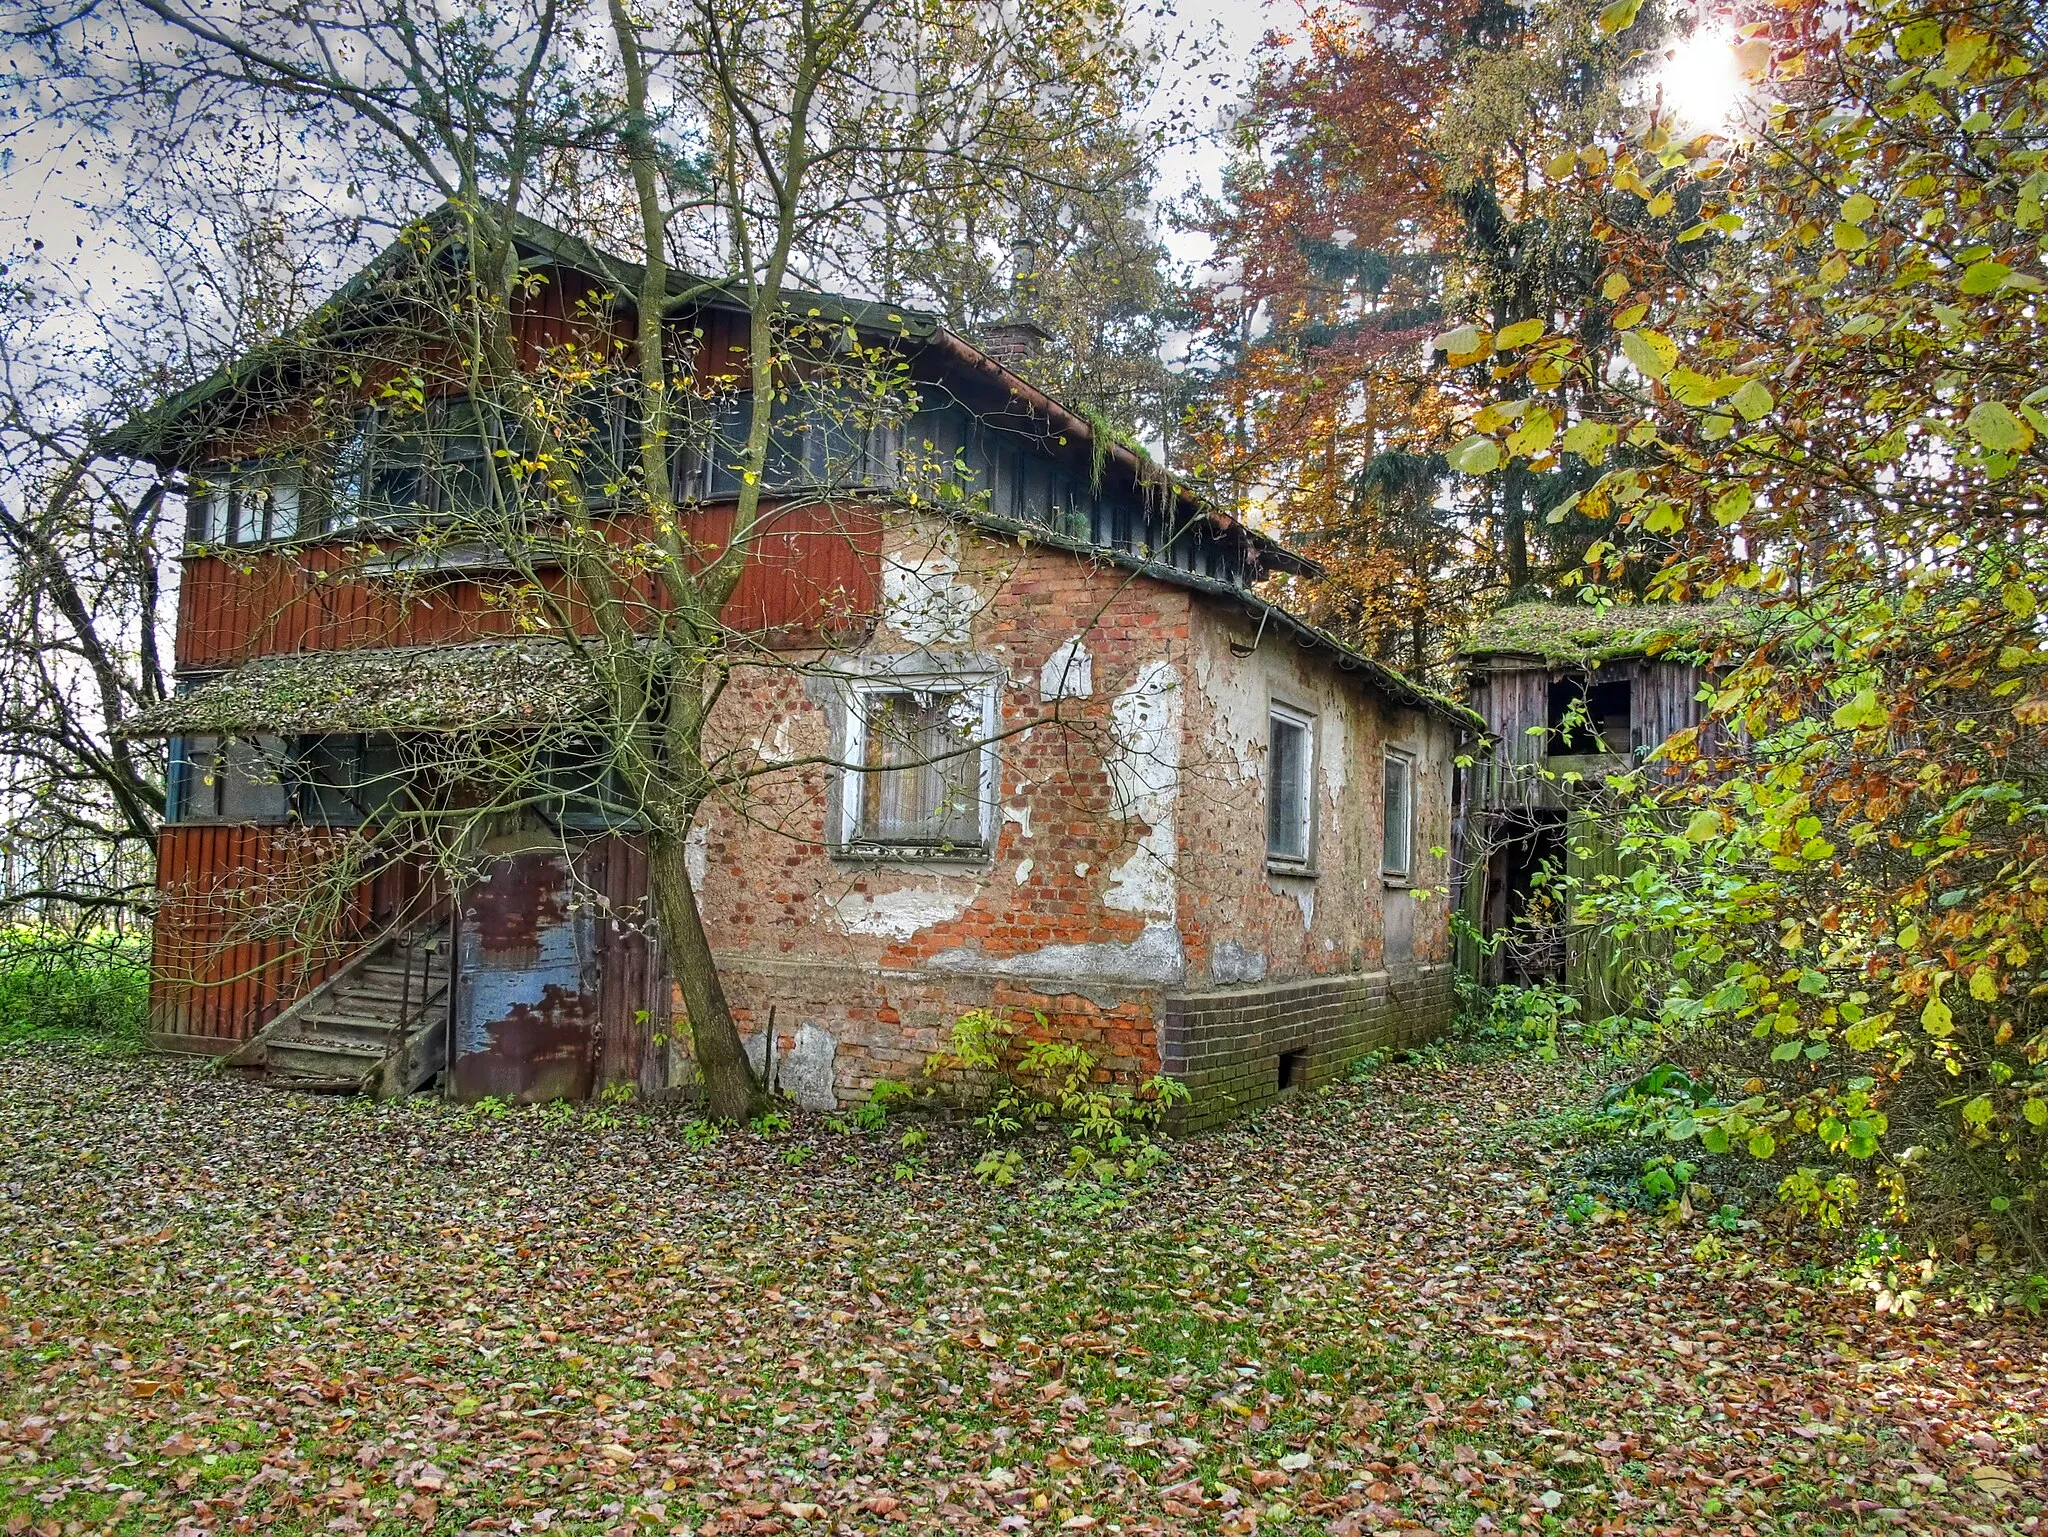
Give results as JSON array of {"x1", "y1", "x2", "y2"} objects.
[
  {"x1": 1319, "y1": 699, "x2": 1349, "y2": 797},
  {"x1": 829, "y1": 883, "x2": 975, "y2": 940},
  {"x1": 881, "y1": 535, "x2": 978, "y2": 646},
  {"x1": 1103, "y1": 660, "x2": 1181, "y2": 920},
  {"x1": 928, "y1": 922, "x2": 1185, "y2": 991},
  {"x1": 685, "y1": 824, "x2": 709, "y2": 895},
  {"x1": 1192, "y1": 639, "x2": 1265, "y2": 784},
  {"x1": 1014, "y1": 857, "x2": 1034, "y2": 886},
  {"x1": 747, "y1": 1021, "x2": 839, "y2": 1111},
  {"x1": 1268, "y1": 875, "x2": 1315, "y2": 929},
  {"x1": 1074, "y1": 862, "x2": 1089, "y2": 877},
  {"x1": 1003, "y1": 803, "x2": 1033, "y2": 840},
  {"x1": 1211, "y1": 939, "x2": 1268, "y2": 985},
  {"x1": 1039, "y1": 637, "x2": 1094, "y2": 701}
]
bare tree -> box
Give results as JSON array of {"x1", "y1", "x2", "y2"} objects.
[{"x1": 9, "y1": 0, "x2": 1169, "y2": 1117}]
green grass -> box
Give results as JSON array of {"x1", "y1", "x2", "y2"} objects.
[{"x1": 0, "y1": 926, "x2": 149, "y2": 1049}]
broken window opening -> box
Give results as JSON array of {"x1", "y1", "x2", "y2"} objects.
[{"x1": 1547, "y1": 674, "x2": 1632, "y2": 755}]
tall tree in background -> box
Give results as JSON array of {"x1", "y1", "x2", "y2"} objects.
[
  {"x1": 1187, "y1": 0, "x2": 1675, "y2": 670},
  {"x1": 1186, "y1": 1, "x2": 1470, "y2": 674},
  {"x1": 1432, "y1": 0, "x2": 1675, "y2": 598}
]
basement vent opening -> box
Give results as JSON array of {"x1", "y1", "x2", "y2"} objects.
[{"x1": 1277, "y1": 1050, "x2": 1306, "y2": 1092}]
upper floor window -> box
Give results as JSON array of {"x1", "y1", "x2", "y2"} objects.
[
  {"x1": 329, "y1": 398, "x2": 514, "y2": 531},
  {"x1": 699, "y1": 385, "x2": 898, "y2": 501},
  {"x1": 840, "y1": 680, "x2": 994, "y2": 857},
  {"x1": 1266, "y1": 704, "x2": 1316, "y2": 867},
  {"x1": 1382, "y1": 749, "x2": 1415, "y2": 883},
  {"x1": 188, "y1": 463, "x2": 302, "y2": 547}
]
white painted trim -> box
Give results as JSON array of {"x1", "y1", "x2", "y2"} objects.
[
  {"x1": 1266, "y1": 701, "x2": 1318, "y2": 868},
  {"x1": 1382, "y1": 746, "x2": 1417, "y2": 882},
  {"x1": 839, "y1": 673, "x2": 1000, "y2": 856}
]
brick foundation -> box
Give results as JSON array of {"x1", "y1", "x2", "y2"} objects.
[{"x1": 1161, "y1": 962, "x2": 1455, "y2": 1129}]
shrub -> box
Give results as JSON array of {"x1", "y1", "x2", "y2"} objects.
[
  {"x1": 0, "y1": 927, "x2": 148, "y2": 1048},
  {"x1": 929, "y1": 1007, "x2": 1189, "y2": 1212}
]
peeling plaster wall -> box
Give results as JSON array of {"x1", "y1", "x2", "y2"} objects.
[
  {"x1": 671, "y1": 510, "x2": 1455, "y2": 1114},
  {"x1": 679, "y1": 513, "x2": 1193, "y2": 1105},
  {"x1": 1177, "y1": 595, "x2": 1457, "y2": 992}
]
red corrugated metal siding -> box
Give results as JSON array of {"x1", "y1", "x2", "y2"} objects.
[
  {"x1": 176, "y1": 504, "x2": 880, "y2": 670},
  {"x1": 149, "y1": 824, "x2": 434, "y2": 1048}
]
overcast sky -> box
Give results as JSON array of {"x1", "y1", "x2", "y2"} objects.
[{"x1": 0, "y1": 0, "x2": 1282, "y2": 314}]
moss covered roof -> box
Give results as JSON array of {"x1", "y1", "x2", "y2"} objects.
[
  {"x1": 1458, "y1": 601, "x2": 1756, "y2": 666},
  {"x1": 120, "y1": 641, "x2": 601, "y2": 738}
]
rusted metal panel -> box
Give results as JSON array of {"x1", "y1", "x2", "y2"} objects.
[
  {"x1": 584, "y1": 837, "x2": 669, "y2": 1096},
  {"x1": 448, "y1": 836, "x2": 670, "y2": 1102},
  {"x1": 452, "y1": 847, "x2": 600, "y2": 1103}
]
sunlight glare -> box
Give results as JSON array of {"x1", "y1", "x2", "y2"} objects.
[{"x1": 1659, "y1": 26, "x2": 1744, "y2": 134}]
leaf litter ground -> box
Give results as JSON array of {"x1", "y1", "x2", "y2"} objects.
[{"x1": 1, "y1": 1047, "x2": 2041, "y2": 1536}]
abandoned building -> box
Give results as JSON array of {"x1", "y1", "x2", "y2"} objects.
[
  {"x1": 1455, "y1": 601, "x2": 1743, "y2": 1012},
  {"x1": 113, "y1": 211, "x2": 1477, "y2": 1123}
]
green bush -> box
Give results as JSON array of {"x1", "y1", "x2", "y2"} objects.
[{"x1": 0, "y1": 927, "x2": 150, "y2": 1047}]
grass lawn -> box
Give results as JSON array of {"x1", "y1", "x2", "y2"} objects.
[{"x1": 0, "y1": 1044, "x2": 2039, "y2": 1536}]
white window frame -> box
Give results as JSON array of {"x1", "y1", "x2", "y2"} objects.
[
  {"x1": 839, "y1": 674, "x2": 999, "y2": 858},
  {"x1": 1266, "y1": 702, "x2": 1317, "y2": 870},
  {"x1": 195, "y1": 463, "x2": 302, "y2": 547},
  {"x1": 1382, "y1": 747, "x2": 1416, "y2": 884}
]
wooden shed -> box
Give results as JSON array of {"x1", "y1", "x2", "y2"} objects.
[{"x1": 1453, "y1": 601, "x2": 1743, "y2": 1014}]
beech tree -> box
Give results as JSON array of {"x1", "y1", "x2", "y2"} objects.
[{"x1": 1448, "y1": 0, "x2": 2048, "y2": 1249}]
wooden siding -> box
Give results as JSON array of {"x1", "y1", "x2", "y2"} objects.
[
  {"x1": 1624, "y1": 659, "x2": 1707, "y2": 769},
  {"x1": 149, "y1": 824, "x2": 435, "y2": 1048},
  {"x1": 1469, "y1": 656, "x2": 1710, "y2": 810},
  {"x1": 175, "y1": 502, "x2": 882, "y2": 670},
  {"x1": 1468, "y1": 666, "x2": 1550, "y2": 810}
]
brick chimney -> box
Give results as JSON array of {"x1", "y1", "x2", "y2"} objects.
[
  {"x1": 977, "y1": 318, "x2": 1053, "y2": 369},
  {"x1": 975, "y1": 236, "x2": 1050, "y2": 369}
]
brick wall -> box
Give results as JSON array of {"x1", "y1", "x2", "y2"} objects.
[
  {"x1": 1161, "y1": 962, "x2": 1455, "y2": 1129},
  {"x1": 673, "y1": 511, "x2": 1461, "y2": 1120}
]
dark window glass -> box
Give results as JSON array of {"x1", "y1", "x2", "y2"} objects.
[{"x1": 1267, "y1": 709, "x2": 1313, "y2": 862}]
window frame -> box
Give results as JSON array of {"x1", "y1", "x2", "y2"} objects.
[
  {"x1": 1382, "y1": 747, "x2": 1417, "y2": 885},
  {"x1": 1265, "y1": 701, "x2": 1318, "y2": 873},
  {"x1": 837, "y1": 673, "x2": 999, "y2": 861},
  {"x1": 188, "y1": 462, "x2": 306, "y2": 548},
  {"x1": 167, "y1": 732, "x2": 292, "y2": 825}
]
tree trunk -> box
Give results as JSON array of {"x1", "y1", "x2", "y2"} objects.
[
  {"x1": 1501, "y1": 463, "x2": 1531, "y2": 597},
  {"x1": 646, "y1": 829, "x2": 766, "y2": 1123}
]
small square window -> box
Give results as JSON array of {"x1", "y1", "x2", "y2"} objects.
[
  {"x1": 844, "y1": 684, "x2": 991, "y2": 854},
  {"x1": 1383, "y1": 750, "x2": 1415, "y2": 881},
  {"x1": 1267, "y1": 706, "x2": 1315, "y2": 865}
]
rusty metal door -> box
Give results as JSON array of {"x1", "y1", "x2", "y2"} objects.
[{"x1": 451, "y1": 848, "x2": 600, "y2": 1102}]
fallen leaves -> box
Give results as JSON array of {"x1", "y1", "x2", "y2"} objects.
[{"x1": 0, "y1": 1048, "x2": 2042, "y2": 1536}]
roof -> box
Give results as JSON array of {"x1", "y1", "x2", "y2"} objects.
[
  {"x1": 1458, "y1": 600, "x2": 1757, "y2": 667},
  {"x1": 117, "y1": 640, "x2": 601, "y2": 738},
  {"x1": 101, "y1": 203, "x2": 1311, "y2": 581}
]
